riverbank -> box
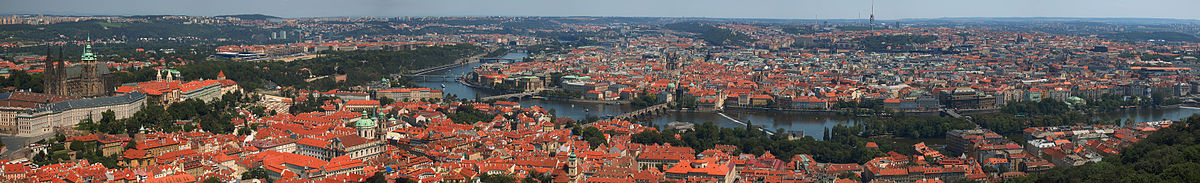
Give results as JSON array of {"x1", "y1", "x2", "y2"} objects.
[
  {"x1": 540, "y1": 96, "x2": 629, "y2": 105},
  {"x1": 722, "y1": 105, "x2": 944, "y2": 116},
  {"x1": 459, "y1": 79, "x2": 631, "y2": 105},
  {"x1": 457, "y1": 80, "x2": 511, "y2": 97}
]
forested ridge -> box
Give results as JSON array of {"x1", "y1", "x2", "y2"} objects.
[{"x1": 1012, "y1": 115, "x2": 1200, "y2": 182}]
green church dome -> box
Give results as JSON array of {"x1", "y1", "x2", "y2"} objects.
[{"x1": 355, "y1": 118, "x2": 375, "y2": 127}]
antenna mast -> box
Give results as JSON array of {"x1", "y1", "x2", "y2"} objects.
[{"x1": 869, "y1": 0, "x2": 876, "y2": 31}]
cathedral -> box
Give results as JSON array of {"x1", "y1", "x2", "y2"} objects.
[{"x1": 43, "y1": 42, "x2": 117, "y2": 98}]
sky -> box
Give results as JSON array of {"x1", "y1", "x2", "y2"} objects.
[{"x1": 3, "y1": 0, "x2": 1200, "y2": 20}]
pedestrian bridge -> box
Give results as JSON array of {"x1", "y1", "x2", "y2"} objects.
[
  {"x1": 478, "y1": 89, "x2": 542, "y2": 101},
  {"x1": 612, "y1": 103, "x2": 672, "y2": 121}
]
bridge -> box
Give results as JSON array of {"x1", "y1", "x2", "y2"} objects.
[
  {"x1": 479, "y1": 57, "x2": 523, "y2": 63},
  {"x1": 717, "y1": 112, "x2": 775, "y2": 136},
  {"x1": 407, "y1": 51, "x2": 489, "y2": 76},
  {"x1": 409, "y1": 62, "x2": 471, "y2": 76},
  {"x1": 940, "y1": 108, "x2": 964, "y2": 118},
  {"x1": 611, "y1": 103, "x2": 672, "y2": 121},
  {"x1": 478, "y1": 89, "x2": 543, "y2": 101},
  {"x1": 479, "y1": 49, "x2": 529, "y2": 63},
  {"x1": 403, "y1": 74, "x2": 463, "y2": 81}
]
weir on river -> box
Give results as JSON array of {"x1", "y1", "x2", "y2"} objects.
[{"x1": 718, "y1": 112, "x2": 775, "y2": 135}]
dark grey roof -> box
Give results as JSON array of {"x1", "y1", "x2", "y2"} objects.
[
  {"x1": 0, "y1": 93, "x2": 10, "y2": 101},
  {"x1": 97, "y1": 64, "x2": 111, "y2": 75},
  {"x1": 32, "y1": 92, "x2": 145, "y2": 114},
  {"x1": 59, "y1": 64, "x2": 110, "y2": 79},
  {"x1": 63, "y1": 65, "x2": 83, "y2": 79}
]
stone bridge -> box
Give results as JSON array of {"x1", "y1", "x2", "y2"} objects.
[{"x1": 612, "y1": 103, "x2": 672, "y2": 121}]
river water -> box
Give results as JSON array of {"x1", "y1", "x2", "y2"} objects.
[{"x1": 417, "y1": 52, "x2": 1200, "y2": 140}]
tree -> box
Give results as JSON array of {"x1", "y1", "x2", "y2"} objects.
[
  {"x1": 238, "y1": 127, "x2": 253, "y2": 136},
  {"x1": 242, "y1": 167, "x2": 271, "y2": 180},
  {"x1": 522, "y1": 171, "x2": 553, "y2": 183},
  {"x1": 202, "y1": 177, "x2": 221, "y2": 183},
  {"x1": 125, "y1": 140, "x2": 137, "y2": 150},
  {"x1": 378, "y1": 96, "x2": 395, "y2": 105},
  {"x1": 1012, "y1": 115, "x2": 1200, "y2": 182},
  {"x1": 578, "y1": 126, "x2": 607, "y2": 148},
  {"x1": 364, "y1": 172, "x2": 389, "y2": 183},
  {"x1": 838, "y1": 172, "x2": 861, "y2": 181},
  {"x1": 629, "y1": 94, "x2": 661, "y2": 108},
  {"x1": 99, "y1": 110, "x2": 117, "y2": 133},
  {"x1": 479, "y1": 174, "x2": 517, "y2": 183}
]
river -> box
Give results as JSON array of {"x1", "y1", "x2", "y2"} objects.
[{"x1": 417, "y1": 52, "x2": 1200, "y2": 140}]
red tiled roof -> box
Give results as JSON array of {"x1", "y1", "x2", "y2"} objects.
[{"x1": 346, "y1": 100, "x2": 380, "y2": 106}]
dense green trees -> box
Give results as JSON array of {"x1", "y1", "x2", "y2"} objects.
[
  {"x1": 576, "y1": 125, "x2": 608, "y2": 149},
  {"x1": 1083, "y1": 94, "x2": 1138, "y2": 113},
  {"x1": 831, "y1": 99, "x2": 886, "y2": 115},
  {"x1": 444, "y1": 105, "x2": 495, "y2": 125},
  {"x1": 1013, "y1": 115, "x2": 1200, "y2": 182},
  {"x1": 178, "y1": 44, "x2": 481, "y2": 91},
  {"x1": 31, "y1": 134, "x2": 119, "y2": 167},
  {"x1": 630, "y1": 121, "x2": 891, "y2": 163},
  {"x1": 629, "y1": 94, "x2": 662, "y2": 108},
  {"x1": 78, "y1": 91, "x2": 252, "y2": 135},
  {"x1": 68, "y1": 141, "x2": 119, "y2": 167},
  {"x1": 522, "y1": 171, "x2": 554, "y2": 183},
  {"x1": 242, "y1": 167, "x2": 272, "y2": 181},
  {"x1": 663, "y1": 22, "x2": 754, "y2": 46},
  {"x1": 202, "y1": 177, "x2": 222, "y2": 183},
  {"x1": 857, "y1": 116, "x2": 976, "y2": 139},
  {"x1": 625, "y1": 113, "x2": 976, "y2": 164},
  {"x1": 538, "y1": 90, "x2": 583, "y2": 99},
  {"x1": 977, "y1": 99, "x2": 1112, "y2": 135},
  {"x1": 288, "y1": 94, "x2": 337, "y2": 114},
  {"x1": 672, "y1": 96, "x2": 698, "y2": 109},
  {"x1": 1002, "y1": 99, "x2": 1071, "y2": 116},
  {"x1": 0, "y1": 70, "x2": 44, "y2": 92},
  {"x1": 75, "y1": 110, "x2": 119, "y2": 134},
  {"x1": 478, "y1": 174, "x2": 517, "y2": 183}
]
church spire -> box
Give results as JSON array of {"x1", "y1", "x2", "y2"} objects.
[
  {"x1": 44, "y1": 46, "x2": 53, "y2": 72},
  {"x1": 81, "y1": 39, "x2": 96, "y2": 61},
  {"x1": 58, "y1": 46, "x2": 65, "y2": 69}
]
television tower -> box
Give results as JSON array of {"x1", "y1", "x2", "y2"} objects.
[{"x1": 869, "y1": 0, "x2": 876, "y2": 30}]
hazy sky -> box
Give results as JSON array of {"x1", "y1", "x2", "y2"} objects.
[{"x1": 3, "y1": 0, "x2": 1200, "y2": 20}]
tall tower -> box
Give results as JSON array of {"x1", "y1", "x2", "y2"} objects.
[
  {"x1": 869, "y1": 0, "x2": 876, "y2": 31},
  {"x1": 81, "y1": 38, "x2": 102, "y2": 96},
  {"x1": 43, "y1": 46, "x2": 57, "y2": 94},
  {"x1": 568, "y1": 149, "x2": 579, "y2": 176}
]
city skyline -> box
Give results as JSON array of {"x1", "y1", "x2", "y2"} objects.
[{"x1": 4, "y1": 0, "x2": 1200, "y2": 20}]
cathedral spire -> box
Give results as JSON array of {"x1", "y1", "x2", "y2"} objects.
[
  {"x1": 81, "y1": 40, "x2": 96, "y2": 61},
  {"x1": 58, "y1": 46, "x2": 65, "y2": 68},
  {"x1": 44, "y1": 46, "x2": 53, "y2": 72}
]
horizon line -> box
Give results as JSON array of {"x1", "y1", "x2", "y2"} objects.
[{"x1": 4, "y1": 13, "x2": 1200, "y2": 22}]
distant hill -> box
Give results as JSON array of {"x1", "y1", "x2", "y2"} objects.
[
  {"x1": 215, "y1": 14, "x2": 280, "y2": 20},
  {"x1": 1102, "y1": 31, "x2": 1200, "y2": 42},
  {"x1": 663, "y1": 22, "x2": 754, "y2": 46},
  {"x1": 899, "y1": 17, "x2": 1200, "y2": 24}
]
